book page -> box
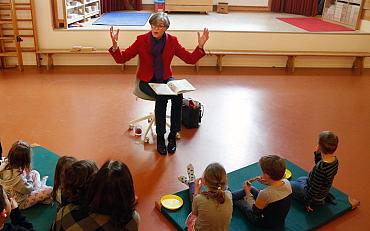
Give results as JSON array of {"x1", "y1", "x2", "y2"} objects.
[
  {"x1": 148, "y1": 83, "x2": 176, "y2": 95},
  {"x1": 167, "y1": 79, "x2": 196, "y2": 94}
]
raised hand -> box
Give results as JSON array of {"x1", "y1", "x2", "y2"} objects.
[
  {"x1": 194, "y1": 177, "x2": 203, "y2": 194},
  {"x1": 109, "y1": 26, "x2": 120, "y2": 49},
  {"x1": 243, "y1": 180, "x2": 251, "y2": 193},
  {"x1": 248, "y1": 176, "x2": 261, "y2": 183},
  {"x1": 197, "y1": 28, "x2": 209, "y2": 49}
]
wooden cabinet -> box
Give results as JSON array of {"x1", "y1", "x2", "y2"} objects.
[
  {"x1": 63, "y1": 0, "x2": 101, "y2": 28},
  {"x1": 322, "y1": 0, "x2": 364, "y2": 29},
  {"x1": 165, "y1": 0, "x2": 213, "y2": 13}
]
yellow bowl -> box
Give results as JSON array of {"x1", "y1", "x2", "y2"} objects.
[
  {"x1": 284, "y1": 169, "x2": 292, "y2": 179},
  {"x1": 160, "y1": 194, "x2": 183, "y2": 210}
]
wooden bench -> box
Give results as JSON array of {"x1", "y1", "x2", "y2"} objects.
[
  {"x1": 36, "y1": 49, "x2": 125, "y2": 71},
  {"x1": 206, "y1": 50, "x2": 370, "y2": 73}
]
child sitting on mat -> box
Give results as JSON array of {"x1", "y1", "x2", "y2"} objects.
[
  {"x1": 0, "y1": 184, "x2": 35, "y2": 231},
  {"x1": 178, "y1": 162, "x2": 233, "y2": 231},
  {"x1": 0, "y1": 140, "x2": 53, "y2": 210},
  {"x1": 52, "y1": 160, "x2": 99, "y2": 231},
  {"x1": 232, "y1": 155, "x2": 292, "y2": 229},
  {"x1": 51, "y1": 156, "x2": 77, "y2": 209},
  {"x1": 54, "y1": 160, "x2": 140, "y2": 231},
  {"x1": 86, "y1": 160, "x2": 140, "y2": 231},
  {"x1": 290, "y1": 130, "x2": 339, "y2": 212}
]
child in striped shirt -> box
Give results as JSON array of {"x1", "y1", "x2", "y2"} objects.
[{"x1": 291, "y1": 131, "x2": 339, "y2": 212}]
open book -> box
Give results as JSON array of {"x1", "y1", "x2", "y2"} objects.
[{"x1": 149, "y1": 79, "x2": 196, "y2": 95}]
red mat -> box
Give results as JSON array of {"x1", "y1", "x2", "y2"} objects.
[{"x1": 277, "y1": 17, "x2": 354, "y2": 32}]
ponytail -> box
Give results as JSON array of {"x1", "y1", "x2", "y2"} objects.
[
  {"x1": 215, "y1": 185, "x2": 226, "y2": 204},
  {"x1": 202, "y1": 184, "x2": 226, "y2": 204}
]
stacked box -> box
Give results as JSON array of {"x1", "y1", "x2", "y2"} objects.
[
  {"x1": 217, "y1": 2, "x2": 229, "y2": 14},
  {"x1": 340, "y1": 4, "x2": 348, "y2": 23},
  {"x1": 325, "y1": 4, "x2": 336, "y2": 20},
  {"x1": 350, "y1": 0, "x2": 361, "y2": 4},
  {"x1": 334, "y1": 2, "x2": 344, "y2": 21},
  {"x1": 352, "y1": 5, "x2": 360, "y2": 26},
  {"x1": 344, "y1": 4, "x2": 351, "y2": 24}
]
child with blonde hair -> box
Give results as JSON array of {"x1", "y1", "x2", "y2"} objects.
[
  {"x1": 178, "y1": 163, "x2": 232, "y2": 231},
  {"x1": 0, "y1": 140, "x2": 52, "y2": 209}
]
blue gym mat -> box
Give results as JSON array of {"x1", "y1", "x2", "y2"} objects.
[
  {"x1": 21, "y1": 146, "x2": 59, "y2": 231},
  {"x1": 160, "y1": 160, "x2": 354, "y2": 231},
  {"x1": 92, "y1": 12, "x2": 152, "y2": 26}
]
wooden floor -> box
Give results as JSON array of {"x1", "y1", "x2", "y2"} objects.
[{"x1": 1, "y1": 66, "x2": 369, "y2": 230}]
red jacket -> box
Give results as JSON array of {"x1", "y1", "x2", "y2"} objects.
[{"x1": 109, "y1": 32, "x2": 205, "y2": 82}]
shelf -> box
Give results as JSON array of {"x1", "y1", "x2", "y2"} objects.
[
  {"x1": 85, "y1": 10, "x2": 100, "y2": 18},
  {"x1": 64, "y1": 0, "x2": 100, "y2": 28},
  {"x1": 67, "y1": 15, "x2": 84, "y2": 24},
  {"x1": 67, "y1": 5, "x2": 83, "y2": 10},
  {"x1": 85, "y1": 0, "x2": 100, "y2": 5},
  {"x1": 322, "y1": 0, "x2": 364, "y2": 29}
]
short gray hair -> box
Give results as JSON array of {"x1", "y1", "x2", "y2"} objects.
[{"x1": 149, "y1": 12, "x2": 170, "y2": 29}]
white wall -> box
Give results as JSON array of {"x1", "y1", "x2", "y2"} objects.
[{"x1": 27, "y1": 0, "x2": 370, "y2": 68}]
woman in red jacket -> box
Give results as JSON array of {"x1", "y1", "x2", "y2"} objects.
[{"x1": 109, "y1": 12, "x2": 209, "y2": 155}]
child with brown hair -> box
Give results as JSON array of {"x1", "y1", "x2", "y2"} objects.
[
  {"x1": 291, "y1": 130, "x2": 339, "y2": 212},
  {"x1": 53, "y1": 160, "x2": 140, "y2": 231},
  {"x1": 178, "y1": 163, "x2": 233, "y2": 231},
  {"x1": 51, "y1": 156, "x2": 77, "y2": 208},
  {"x1": 0, "y1": 140, "x2": 52, "y2": 209},
  {"x1": 232, "y1": 155, "x2": 292, "y2": 229},
  {"x1": 52, "y1": 160, "x2": 99, "y2": 231},
  {"x1": 61, "y1": 160, "x2": 98, "y2": 206}
]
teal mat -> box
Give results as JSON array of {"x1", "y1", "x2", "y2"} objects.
[
  {"x1": 20, "y1": 146, "x2": 59, "y2": 231},
  {"x1": 161, "y1": 160, "x2": 352, "y2": 231}
]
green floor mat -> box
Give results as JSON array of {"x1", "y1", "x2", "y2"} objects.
[
  {"x1": 20, "y1": 146, "x2": 59, "y2": 231},
  {"x1": 161, "y1": 160, "x2": 352, "y2": 231}
]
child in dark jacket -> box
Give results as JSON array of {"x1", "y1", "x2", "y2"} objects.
[
  {"x1": 232, "y1": 155, "x2": 292, "y2": 229},
  {"x1": 0, "y1": 184, "x2": 35, "y2": 231}
]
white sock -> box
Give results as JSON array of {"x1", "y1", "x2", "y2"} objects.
[
  {"x1": 187, "y1": 164, "x2": 195, "y2": 182},
  {"x1": 178, "y1": 176, "x2": 189, "y2": 186}
]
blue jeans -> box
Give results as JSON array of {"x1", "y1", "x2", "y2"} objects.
[
  {"x1": 290, "y1": 176, "x2": 308, "y2": 203},
  {"x1": 231, "y1": 186, "x2": 259, "y2": 222},
  {"x1": 291, "y1": 176, "x2": 327, "y2": 205},
  {"x1": 189, "y1": 182, "x2": 196, "y2": 202},
  {"x1": 139, "y1": 77, "x2": 183, "y2": 136}
]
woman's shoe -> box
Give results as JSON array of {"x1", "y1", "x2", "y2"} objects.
[
  {"x1": 167, "y1": 139, "x2": 176, "y2": 154},
  {"x1": 157, "y1": 135, "x2": 167, "y2": 155},
  {"x1": 167, "y1": 132, "x2": 177, "y2": 154}
]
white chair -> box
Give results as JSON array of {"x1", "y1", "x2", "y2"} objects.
[{"x1": 128, "y1": 79, "x2": 171, "y2": 143}]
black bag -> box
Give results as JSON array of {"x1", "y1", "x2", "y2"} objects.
[{"x1": 182, "y1": 98, "x2": 204, "y2": 128}]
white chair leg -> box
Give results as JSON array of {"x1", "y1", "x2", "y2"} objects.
[
  {"x1": 129, "y1": 114, "x2": 153, "y2": 127},
  {"x1": 129, "y1": 111, "x2": 178, "y2": 142},
  {"x1": 143, "y1": 117, "x2": 155, "y2": 142}
]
